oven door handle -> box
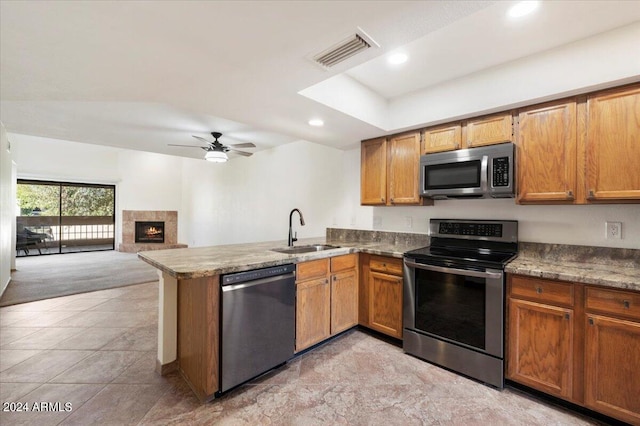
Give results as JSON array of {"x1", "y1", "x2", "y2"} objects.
[{"x1": 404, "y1": 260, "x2": 503, "y2": 280}]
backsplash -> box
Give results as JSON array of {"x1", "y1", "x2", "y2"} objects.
[
  {"x1": 517, "y1": 242, "x2": 640, "y2": 268},
  {"x1": 326, "y1": 228, "x2": 430, "y2": 247}
]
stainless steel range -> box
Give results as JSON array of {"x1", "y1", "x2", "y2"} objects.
[{"x1": 403, "y1": 219, "x2": 518, "y2": 388}]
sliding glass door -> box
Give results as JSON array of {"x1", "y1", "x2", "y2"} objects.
[{"x1": 16, "y1": 180, "x2": 115, "y2": 256}]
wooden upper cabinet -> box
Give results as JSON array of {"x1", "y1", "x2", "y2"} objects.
[
  {"x1": 361, "y1": 137, "x2": 387, "y2": 205},
  {"x1": 423, "y1": 124, "x2": 462, "y2": 154},
  {"x1": 517, "y1": 99, "x2": 577, "y2": 203},
  {"x1": 360, "y1": 132, "x2": 430, "y2": 206},
  {"x1": 388, "y1": 132, "x2": 422, "y2": 205},
  {"x1": 585, "y1": 85, "x2": 640, "y2": 202},
  {"x1": 465, "y1": 113, "x2": 513, "y2": 148}
]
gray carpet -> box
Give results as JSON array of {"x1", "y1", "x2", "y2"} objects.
[{"x1": 0, "y1": 250, "x2": 159, "y2": 306}]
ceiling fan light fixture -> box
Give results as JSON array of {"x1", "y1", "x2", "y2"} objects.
[{"x1": 205, "y1": 150, "x2": 228, "y2": 163}]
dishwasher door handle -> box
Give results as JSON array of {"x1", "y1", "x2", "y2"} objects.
[{"x1": 221, "y1": 272, "x2": 295, "y2": 292}]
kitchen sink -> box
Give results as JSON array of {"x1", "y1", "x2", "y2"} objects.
[{"x1": 270, "y1": 244, "x2": 339, "y2": 254}]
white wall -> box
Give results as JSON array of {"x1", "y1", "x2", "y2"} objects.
[
  {"x1": 337, "y1": 148, "x2": 640, "y2": 249},
  {"x1": 180, "y1": 140, "x2": 344, "y2": 246},
  {"x1": 0, "y1": 123, "x2": 14, "y2": 295},
  {"x1": 9, "y1": 134, "x2": 347, "y2": 249}
]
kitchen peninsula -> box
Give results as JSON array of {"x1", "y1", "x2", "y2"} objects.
[{"x1": 137, "y1": 228, "x2": 429, "y2": 401}]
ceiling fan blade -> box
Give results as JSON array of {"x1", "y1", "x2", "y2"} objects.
[
  {"x1": 192, "y1": 135, "x2": 213, "y2": 144},
  {"x1": 168, "y1": 144, "x2": 206, "y2": 148},
  {"x1": 229, "y1": 148, "x2": 253, "y2": 157},
  {"x1": 229, "y1": 142, "x2": 256, "y2": 148}
]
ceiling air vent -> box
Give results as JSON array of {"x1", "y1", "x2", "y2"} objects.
[{"x1": 313, "y1": 29, "x2": 378, "y2": 69}]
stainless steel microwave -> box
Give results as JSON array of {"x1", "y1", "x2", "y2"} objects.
[{"x1": 420, "y1": 142, "x2": 515, "y2": 199}]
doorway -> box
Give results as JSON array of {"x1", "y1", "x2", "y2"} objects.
[{"x1": 16, "y1": 179, "x2": 116, "y2": 256}]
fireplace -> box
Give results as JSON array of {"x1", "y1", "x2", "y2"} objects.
[{"x1": 135, "y1": 221, "x2": 165, "y2": 243}]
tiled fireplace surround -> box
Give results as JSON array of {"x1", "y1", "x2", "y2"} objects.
[{"x1": 118, "y1": 210, "x2": 187, "y2": 253}]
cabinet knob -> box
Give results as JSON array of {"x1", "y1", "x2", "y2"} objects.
[
  {"x1": 623, "y1": 299, "x2": 630, "y2": 309},
  {"x1": 564, "y1": 313, "x2": 570, "y2": 320},
  {"x1": 381, "y1": 197, "x2": 385, "y2": 203},
  {"x1": 587, "y1": 189, "x2": 596, "y2": 200},
  {"x1": 566, "y1": 190, "x2": 574, "y2": 200},
  {"x1": 333, "y1": 276, "x2": 337, "y2": 281},
  {"x1": 390, "y1": 198, "x2": 394, "y2": 203},
  {"x1": 588, "y1": 317, "x2": 594, "y2": 326},
  {"x1": 325, "y1": 279, "x2": 329, "y2": 284},
  {"x1": 536, "y1": 286, "x2": 543, "y2": 294}
]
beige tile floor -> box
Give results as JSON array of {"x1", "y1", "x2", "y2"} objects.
[{"x1": 0, "y1": 282, "x2": 604, "y2": 425}]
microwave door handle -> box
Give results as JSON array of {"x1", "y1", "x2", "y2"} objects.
[
  {"x1": 480, "y1": 155, "x2": 489, "y2": 192},
  {"x1": 404, "y1": 260, "x2": 503, "y2": 280}
]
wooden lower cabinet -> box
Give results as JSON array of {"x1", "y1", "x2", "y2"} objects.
[
  {"x1": 584, "y1": 285, "x2": 640, "y2": 425},
  {"x1": 295, "y1": 254, "x2": 358, "y2": 352},
  {"x1": 359, "y1": 254, "x2": 404, "y2": 339},
  {"x1": 177, "y1": 275, "x2": 220, "y2": 401},
  {"x1": 507, "y1": 274, "x2": 640, "y2": 424},
  {"x1": 369, "y1": 271, "x2": 403, "y2": 338},
  {"x1": 507, "y1": 298, "x2": 574, "y2": 399},
  {"x1": 296, "y1": 276, "x2": 331, "y2": 352},
  {"x1": 331, "y1": 269, "x2": 358, "y2": 335}
]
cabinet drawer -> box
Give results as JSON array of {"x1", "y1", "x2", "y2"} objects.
[
  {"x1": 296, "y1": 258, "x2": 329, "y2": 282},
  {"x1": 586, "y1": 286, "x2": 640, "y2": 321},
  {"x1": 510, "y1": 275, "x2": 574, "y2": 306},
  {"x1": 369, "y1": 256, "x2": 403, "y2": 276},
  {"x1": 331, "y1": 253, "x2": 357, "y2": 273}
]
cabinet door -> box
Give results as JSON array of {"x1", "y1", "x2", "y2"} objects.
[
  {"x1": 358, "y1": 254, "x2": 370, "y2": 327},
  {"x1": 369, "y1": 271, "x2": 403, "y2": 339},
  {"x1": 361, "y1": 138, "x2": 387, "y2": 205},
  {"x1": 388, "y1": 132, "x2": 422, "y2": 205},
  {"x1": 517, "y1": 100, "x2": 577, "y2": 203},
  {"x1": 507, "y1": 298, "x2": 574, "y2": 400},
  {"x1": 465, "y1": 113, "x2": 513, "y2": 148},
  {"x1": 585, "y1": 85, "x2": 640, "y2": 201},
  {"x1": 585, "y1": 314, "x2": 640, "y2": 424},
  {"x1": 296, "y1": 277, "x2": 330, "y2": 352},
  {"x1": 331, "y1": 270, "x2": 358, "y2": 335},
  {"x1": 423, "y1": 124, "x2": 462, "y2": 154}
]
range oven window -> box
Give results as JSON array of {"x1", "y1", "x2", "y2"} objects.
[
  {"x1": 414, "y1": 269, "x2": 486, "y2": 350},
  {"x1": 425, "y1": 160, "x2": 481, "y2": 190}
]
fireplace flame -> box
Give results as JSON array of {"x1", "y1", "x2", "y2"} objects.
[{"x1": 145, "y1": 226, "x2": 163, "y2": 237}]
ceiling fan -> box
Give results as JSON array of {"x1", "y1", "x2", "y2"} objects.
[{"x1": 169, "y1": 132, "x2": 256, "y2": 162}]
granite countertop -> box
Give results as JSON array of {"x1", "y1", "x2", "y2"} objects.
[
  {"x1": 506, "y1": 242, "x2": 640, "y2": 292},
  {"x1": 138, "y1": 229, "x2": 430, "y2": 280}
]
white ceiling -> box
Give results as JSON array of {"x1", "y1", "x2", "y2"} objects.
[{"x1": 1, "y1": 1, "x2": 639, "y2": 160}]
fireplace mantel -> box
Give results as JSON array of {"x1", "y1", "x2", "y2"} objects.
[{"x1": 119, "y1": 210, "x2": 187, "y2": 253}]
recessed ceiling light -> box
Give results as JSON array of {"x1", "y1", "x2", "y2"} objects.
[
  {"x1": 507, "y1": 1, "x2": 539, "y2": 18},
  {"x1": 388, "y1": 53, "x2": 408, "y2": 65},
  {"x1": 308, "y1": 119, "x2": 324, "y2": 127}
]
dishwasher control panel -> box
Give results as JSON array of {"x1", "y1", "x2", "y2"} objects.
[{"x1": 222, "y1": 264, "x2": 295, "y2": 285}]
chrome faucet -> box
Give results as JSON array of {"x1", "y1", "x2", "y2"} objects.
[{"x1": 288, "y1": 208, "x2": 305, "y2": 246}]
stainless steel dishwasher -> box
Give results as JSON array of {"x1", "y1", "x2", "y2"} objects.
[{"x1": 219, "y1": 263, "x2": 295, "y2": 393}]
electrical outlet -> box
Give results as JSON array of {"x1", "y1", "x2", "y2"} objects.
[
  {"x1": 373, "y1": 216, "x2": 382, "y2": 227},
  {"x1": 405, "y1": 216, "x2": 413, "y2": 229},
  {"x1": 605, "y1": 221, "x2": 622, "y2": 239},
  {"x1": 350, "y1": 216, "x2": 356, "y2": 226}
]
